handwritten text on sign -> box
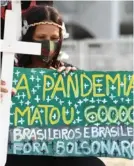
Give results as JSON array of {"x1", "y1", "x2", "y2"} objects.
[{"x1": 8, "y1": 67, "x2": 134, "y2": 159}]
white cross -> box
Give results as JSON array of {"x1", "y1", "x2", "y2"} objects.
[
  {"x1": 117, "y1": 121, "x2": 120, "y2": 125},
  {"x1": 96, "y1": 98, "x2": 101, "y2": 104},
  {"x1": 30, "y1": 105, "x2": 35, "y2": 112},
  {"x1": 59, "y1": 99, "x2": 64, "y2": 105},
  {"x1": 18, "y1": 118, "x2": 25, "y2": 125},
  {"x1": 113, "y1": 100, "x2": 118, "y2": 104},
  {"x1": 46, "y1": 96, "x2": 51, "y2": 103},
  {"x1": 40, "y1": 109, "x2": 44, "y2": 114},
  {"x1": 84, "y1": 83, "x2": 89, "y2": 89},
  {"x1": 10, "y1": 112, "x2": 14, "y2": 116},
  {"x1": 76, "y1": 116, "x2": 82, "y2": 123},
  {"x1": 89, "y1": 97, "x2": 95, "y2": 103},
  {"x1": 15, "y1": 70, "x2": 20, "y2": 77},
  {"x1": 95, "y1": 123, "x2": 100, "y2": 126},
  {"x1": 39, "y1": 70, "x2": 46, "y2": 75},
  {"x1": 65, "y1": 110, "x2": 70, "y2": 115},
  {"x1": 73, "y1": 120, "x2": 76, "y2": 124},
  {"x1": 62, "y1": 71, "x2": 66, "y2": 77},
  {"x1": 11, "y1": 102, "x2": 15, "y2": 108},
  {"x1": 31, "y1": 69, "x2": 36, "y2": 74},
  {"x1": 35, "y1": 120, "x2": 38, "y2": 124},
  {"x1": 34, "y1": 95, "x2": 40, "y2": 103},
  {"x1": 15, "y1": 93, "x2": 21, "y2": 100},
  {"x1": 109, "y1": 93, "x2": 115, "y2": 100},
  {"x1": 102, "y1": 98, "x2": 107, "y2": 104},
  {"x1": 126, "y1": 122, "x2": 130, "y2": 125},
  {"x1": 121, "y1": 97, "x2": 124, "y2": 102},
  {"x1": 78, "y1": 99, "x2": 83, "y2": 106},
  {"x1": 120, "y1": 82, "x2": 124, "y2": 87},
  {"x1": 53, "y1": 72, "x2": 58, "y2": 77},
  {"x1": 110, "y1": 85, "x2": 116, "y2": 90},
  {"x1": 101, "y1": 112, "x2": 106, "y2": 116},
  {"x1": 35, "y1": 84, "x2": 41, "y2": 89},
  {"x1": 83, "y1": 98, "x2": 88, "y2": 102},
  {"x1": 13, "y1": 79, "x2": 18, "y2": 85},
  {"x1": 97, "y1": 87, "x2": 102, "y2": 93},
  {"x1": 68, "y1": 100, "x2": 72, "y2": 106},
  {"x1": 96, "y1": 79, "x2": 102, "y2": 83},
  {"x1": 121, "y1": 111, "x2": 126, "y2": 117},
  {"x1": 25, "y1": 100, "x2": 31, "y2": 106},
  {"x1": 70, "y1": 72, "x2": 74, "y2": 76},
  {"x1": 52, "y1": 114, "x2": 57, "y2": 120},
  {"x1": 128, "y1": 75, "x2": 132, "y2": 80},
  {"x1": 30, "y1": 75, "x2": 35, "y2": 82},
  {"x1": 36, "y1": 76, "x2": 41, "y2": 82},
  {"x1": 0, "y1": 1, "x2": 41, "y2": 165},
  {"x1": 126, "y1": 98, "x2": 131, "y2": 104},
  {"x1": 21, "y1": 92, "x2": 26, "y2": 99},
  {"x1": 55, "y1": 96, "x2": 59, "y2": 101},
  {"x1": 74, "y1": 104, "x2": 78, "y2": 109},
  {"x1": 76, "y1": 110, "x2": 80, "y2": 114},
  {"x1": 31, "y1": 88, "x2": 37, "y2": 94},
  {"x1": 19, "y1": 100, "x2": 24, "y2": 106},
  {"x1": 90, "y1": 115, "x2": 95, "y2": 120},
  {"x1": 46, "y1": 81, "x2": 51, "y2": 87}
]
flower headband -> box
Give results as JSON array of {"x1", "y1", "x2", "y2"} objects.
[{"x1": 22, "y1": 20, "x2": 63, "y2": 35}]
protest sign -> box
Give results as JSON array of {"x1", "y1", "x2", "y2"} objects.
[{"x1": 8, "y1": 67, "x2": 134, "y2": 159}]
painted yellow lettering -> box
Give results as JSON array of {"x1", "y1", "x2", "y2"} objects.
[
  {"x1": 98, "y1": 105, "x2": 107, "y2": 123},
  {"x1": 38, "y1": 105, "x2": 53, "y2": 125},
  {"x1": 67, "y1": 75, "x2": 79, "y2": 98},
  {"x1": 92, "y1": 74, "x2": 105, "y2": 97},
  {"x1": 16, "y1": 74, "x2": 31, "y2": 99},
  {"x1": 81, "y1": 74, "x2": 92, "y2": 97},
  {"x1": 49, "y1": 107, "x2": 60, "y2": 125},
  {"x1": 62, "y1": 107, "x2": 74, "y2": 125},
  {"x1": 14, "y1": 107, "x2": 30, "y2": 126},
  {"x1": 31, "y1": 108, "x2": 43, "y2": 125},
  {"x1": 43, "y1": 75, "x2": 54, "y2": 100},
  {"x1": 51, "y1": 75, "x2": 66, "y2": 98},
  {"x1": 107, "y1": 107, "x2": 118, "y2": 123},
  {"x1": 84, "y1": 106, "x2": 97, "y2": 123},
  {"x1": 126, "y1": 75, "x2": 134, "y2": 96},
  {"x1": 106, "y1": 74, "x2": 121, "y2": 96}
]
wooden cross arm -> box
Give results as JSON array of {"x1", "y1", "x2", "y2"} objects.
[{"x1": 0, "y1": 40, "x2": 41, "y2": 55}]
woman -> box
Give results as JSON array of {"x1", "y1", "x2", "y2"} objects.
[{"x1": 1, "y1": 6, "x2": 105, "y2": 166}]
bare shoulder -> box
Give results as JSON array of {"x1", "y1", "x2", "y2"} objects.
[{"x1": 99, "y1": 157, "x2": 133, "y2": 166}]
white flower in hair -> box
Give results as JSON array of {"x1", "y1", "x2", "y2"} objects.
[
  {"x1": 22, "y1": 20, "x2": 29, "y2": 35},
  {"x1": 62, "y1": 22, "x2": 69, "y2": 39},
  {"x1": 58, "y1": 51, "x2": 69, "y2": 60}
]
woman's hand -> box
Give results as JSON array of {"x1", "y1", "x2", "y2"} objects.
[
  {"x1": 0, "y1": 80, "x2": 17, "y2": 102},
  {"x1": 49, "y1": 61, "x2": 77, "y2": 73}
]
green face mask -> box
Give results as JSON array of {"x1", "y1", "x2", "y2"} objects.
[{"x1": 32, "y1": 39, "x2": 60, "y2": 64}]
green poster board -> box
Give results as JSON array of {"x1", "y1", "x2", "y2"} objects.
[{"x1": 8, "y1": 67, "x2": 134, "y2": 159}]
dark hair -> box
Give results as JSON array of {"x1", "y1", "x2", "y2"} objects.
[
  {"x1": 18, "y1": 5, "x2": 63, "y2": 67},
  {"x1": 36, "y1": 1, "x2": 53, "y2": 6}
]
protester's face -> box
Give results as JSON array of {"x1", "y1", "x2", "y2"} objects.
[
  {"x1": 33, "y1": 24, "x2": 60, "y2": 41},
  {"x1": 31, "y1": 24, "x2": 60, "y2": 68}
]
